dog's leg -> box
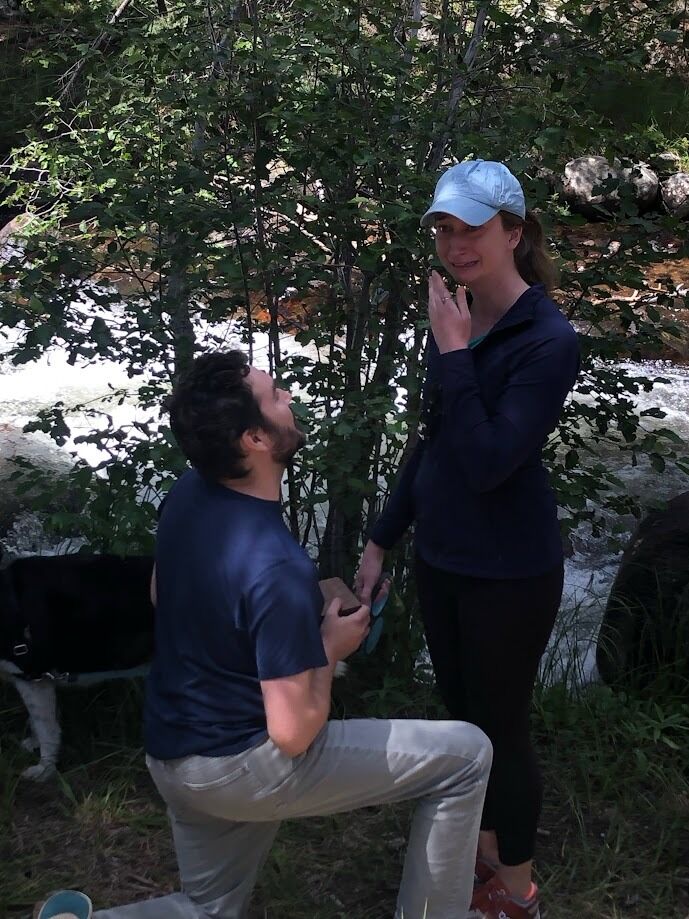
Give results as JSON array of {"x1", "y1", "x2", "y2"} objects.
[
  {"x1": 20, "y1": 731, "x2": 40, "y2": 753},
  {"x1": 11, "y1": 677, "x2": 60, "y2": 781},
  {"x1": 0, "y1": 663, "x2": 41, "y2": 753}
]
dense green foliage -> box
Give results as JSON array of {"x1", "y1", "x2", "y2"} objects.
[
  {"x1": 1, "y1": 10, "x2": 688, "y2": 911},
  {"x1": 0, "y1": 1, "x2": 688, "y2": 602}
]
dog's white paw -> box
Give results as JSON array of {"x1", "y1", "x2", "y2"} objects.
[
  {"x1": 334, "y1": 661, "x2": 349, "y2": 678},
  {"x1": 21, "y1": 736, "x2": 40, "y2": 752},
  {"x1": 21, "y1": 762, "x2": 57, "y2": 782}
]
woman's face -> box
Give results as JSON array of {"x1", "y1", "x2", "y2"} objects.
[{"x1": 434, "y1": 213, "x2": 521, "y2": 285}]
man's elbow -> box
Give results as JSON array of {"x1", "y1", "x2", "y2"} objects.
[
  {"x1": 267, "y1": 725, "x2": 313, "y2": 758},
  {"x1": 266, "y1": 709, "x2": 326, "y2": 758},
  {"x1": 269, "y1": 733, "x2": 310, "y2": 758}
]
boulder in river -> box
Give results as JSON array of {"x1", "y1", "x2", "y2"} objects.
[
  {"x1": 562, "y1": 156, "x2": 621, "y2": 217},
  {"x1": 649, "y1": 151, "x2": 682, "y2": 178},
  {"x1": 562, "y1": 156, "x2": 660, "y2": 216},
  {"x1": 596, "y1": 491, "x2": 689, "y2": 692},
  {"x1": 661, "y1": 172, "x2": 689, "y2": 219},
  {"x1": 620, "y1": 163, "x2": 659, "y2": 210},
  {"x1": 0, "y1": 424, "x2": 82, "y2": 536}
]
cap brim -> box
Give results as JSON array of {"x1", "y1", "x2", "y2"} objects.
[{"x1": 420, "y1": 195, "x2": 499, "y2": 228}]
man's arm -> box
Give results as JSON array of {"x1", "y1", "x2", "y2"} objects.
[
  {"x1": 260, "y1": 600, "x2": 369, "y2": 757},
  {"x1": 260, "y1": 663, "x2": 336, "y2": 758}
]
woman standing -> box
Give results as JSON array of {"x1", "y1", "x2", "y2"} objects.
[{"x1": 356, "y1": 160, "x2": 579, "y2": 919}]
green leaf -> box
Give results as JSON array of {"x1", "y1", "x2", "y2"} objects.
[
  {"x1": 649, "y1": 453, "x2": 666, "y2": 473},
  {"x1": 658, "y1": 30, "x2": 682, "y2": 44}
]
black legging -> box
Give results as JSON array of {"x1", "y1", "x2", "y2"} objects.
[{"x1": 415, "y1": 554, "x2": 564, "y2": 866}]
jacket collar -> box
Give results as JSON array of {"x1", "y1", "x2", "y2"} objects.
[{"x1": 488, "y1": 284, "x2": 543, "y2": 336}]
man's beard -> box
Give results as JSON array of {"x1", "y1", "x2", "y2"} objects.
[{"x1": 267, "y1": 420, "x2": 307, "y2": 465}]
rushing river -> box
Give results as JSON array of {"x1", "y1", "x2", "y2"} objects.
[{"x1": 1, "y1": 325, "x2": 688, "y2": 686}]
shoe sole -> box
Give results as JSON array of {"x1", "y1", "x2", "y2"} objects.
[{"x1": 466, "y1": 906, "x2": 541, "y2": 918}]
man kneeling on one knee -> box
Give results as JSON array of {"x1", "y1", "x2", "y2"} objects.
[{"x1": 46, "y1": 350, "x2": 492, "y2": 919}]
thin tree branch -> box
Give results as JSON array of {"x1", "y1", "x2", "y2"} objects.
[
  {"x1": 58, "y1": 0, "x2": 135, "y2": 103},
  {"x1": 426, "y1": 0, "x2": 492, "y2": 172}
]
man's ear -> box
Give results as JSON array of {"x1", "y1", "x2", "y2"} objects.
[{"x1": 239, "y1": 428, "x2": 271, "y2": 455}]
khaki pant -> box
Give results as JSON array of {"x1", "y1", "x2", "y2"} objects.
[{"x1": 94, "y1": 718, "x2": 491, "y2": 919}]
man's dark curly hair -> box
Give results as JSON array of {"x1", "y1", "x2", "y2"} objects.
[{"x1": 166, "y1": 350, "x2": 264, "y2": 480}]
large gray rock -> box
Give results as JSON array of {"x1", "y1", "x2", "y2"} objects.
[
  {"x1": 596, "y1": 491, "x2": 689, "y2": 692},
  {"x1": 661, "y1": 172, "x2": 689, "y2": 218},
  {"x1": 562, "y1": 156, "x2": 621, "y2": 217},
  {"x1": 562, "y1": 156, "x2": 660, "y2": 216},
  {"x1": 0, "y1": 214, "x2": 32, "y2": 264},
  {"x1": 620, "y1": 163, "x2": 659, "y2": 210},
  {"x1": 649, "y1": 151, "x2": 682, "y2": 178},
  {"x1": 0, "y1": 424, "x2": 78, "y2": 535},
  {"x1": 0, "y1": 0, "x2": 22, "y2": 16}
]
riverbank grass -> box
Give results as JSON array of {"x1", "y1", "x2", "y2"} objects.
[{"x1": 1, "y1": 672, "x2": 687, "y2": 918}]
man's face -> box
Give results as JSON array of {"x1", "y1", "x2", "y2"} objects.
[{"x1": 247, "y1": 366, "x2": 306, "y2": 464}]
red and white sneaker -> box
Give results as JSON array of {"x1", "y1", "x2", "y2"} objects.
[{"x1": 469, "y1": 875, "x2": 541, "y2": 919}]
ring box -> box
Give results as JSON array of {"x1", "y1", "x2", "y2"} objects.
[{"x1": 318, "y1": 578, "x2": 361, "y2": 616}]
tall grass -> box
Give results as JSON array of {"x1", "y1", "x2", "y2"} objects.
[{"x1": 1, "y1": 611, "x2": 688, "y2": 918}]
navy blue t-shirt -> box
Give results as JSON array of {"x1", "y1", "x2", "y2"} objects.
[{"x1": 144, "y1": 470, "x2": 328, "y2": 760}]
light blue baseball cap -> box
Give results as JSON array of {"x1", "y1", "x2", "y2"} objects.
[{"x1": 420, "y1": 159, "x2": 526, "y2": 228}]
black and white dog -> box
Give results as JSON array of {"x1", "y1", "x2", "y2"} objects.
[{"x1": 0, "y1": 552, "x2": 154, "y2": 781}]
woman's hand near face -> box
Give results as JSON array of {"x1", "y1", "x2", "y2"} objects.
[{"x1": 428, "y1": 270, "x2": 471, "y2": 354}]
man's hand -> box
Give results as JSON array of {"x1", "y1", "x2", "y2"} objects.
[
  {"x1": 321, "y1": 598, "x2": 370, "y2": 661},
  {"x1": 428, "y1": 270, "x2": 471, "y2": 354},
  {"x1": 354, "y1": 540, "x2": 385, "y2": 607}
]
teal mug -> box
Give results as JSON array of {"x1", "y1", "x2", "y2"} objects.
[{"x1": 37, "y1": 890, "x2": 92, "y2": 919}]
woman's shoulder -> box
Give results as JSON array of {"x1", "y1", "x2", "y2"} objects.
[
  {"x1": 530, "y1": 286, "x2": 577, "y2": 338},
  {"x1": 517, "y1": 288, "x2": 580, "y2": 378}
]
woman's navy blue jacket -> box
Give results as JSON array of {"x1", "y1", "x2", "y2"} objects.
[{"x1": 370, "y1": 284, "x2": 580, "y2": 579}]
